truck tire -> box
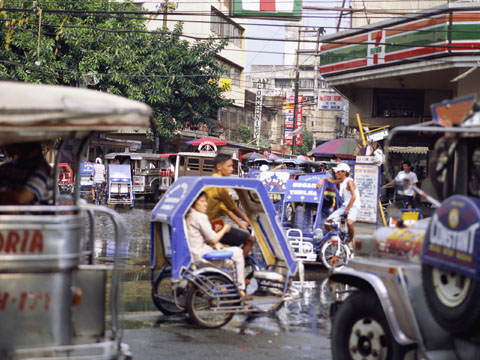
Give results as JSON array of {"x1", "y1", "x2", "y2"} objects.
[
  {"x1": 422, "y1": 264, "x2": 480, "y2": 336},
  {"x1": 331, "y1": 290, "x2": 412, "y2": 360}
]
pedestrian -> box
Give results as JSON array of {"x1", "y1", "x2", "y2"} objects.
[
  {"x1": 382, "y1": 160, "x2": 418, "y2": 209},
  {"x1": 0, "y1": 142, "x2": 53, "y2": 205},
  {"x1": 205, "y1": 154, "x2": 256, "y2": 258},
  {"x1": 90, "y1": 157, "x2": 106, "y2": 203},
  {"x1": 316, "y1": 162, "x2": 360, "y2": 250}
]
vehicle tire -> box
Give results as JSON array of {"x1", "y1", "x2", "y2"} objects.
[
  {"x1": 187, "y1": 274, "x2": 237, "y2": 329},
  {"x1": 331, "y1": 290, "x2": 412, "y2": 360},
  {"x1": 152, "y1": 268, "x2": 186, "y2": 315},
  {"x1": 320, "y1": 240, "x2": 351, "y2": 270},
  {"x1": 422, "y1": 264, "x2": 480, "y2": 336},
  {"x1": 151, "y1": 185, "x2": 159, "y2": 203}
]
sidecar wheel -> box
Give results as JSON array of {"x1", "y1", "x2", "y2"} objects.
[
  {"x1": 187, "y1": 274, "x2": 237, "y2": 329},
  {"x1": 331, "y1": 290, "x2": 412, "y2": 360},
  {"x1": 422, "y1": 264, "x2": 480, "y2": 336},
  {"x1": 320, "y1": 240, "x2": 350, "y2": 270},
  {"x1": 152, "y1": 268, "x2": 185, "y2": 315}
]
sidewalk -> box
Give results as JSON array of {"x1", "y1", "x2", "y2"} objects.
[{"x1": 355, "y1": 222, "x2": 378, "y2": 236}]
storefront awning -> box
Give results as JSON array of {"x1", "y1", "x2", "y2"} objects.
[{"x1": 388, "y1": 146, "x2": 429, "y2": 154}]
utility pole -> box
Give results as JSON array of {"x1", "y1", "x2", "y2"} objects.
[
  {"x1": 291, "y1": 27, "x2": 302, "y2": 155},
  {"x1": 163, "y1": 0, "x2": 169, "y2": 28}
]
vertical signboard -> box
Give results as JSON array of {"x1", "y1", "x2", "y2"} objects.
[
  {"x1": 284, "y1": 94, "x2": 303, "y2": 146},
  {"x1": 353, "y1": 163, "x2": 379, "y2": 224},
  {"x1": 254, "y1": 80, "x2": 264, "y2": 144}
]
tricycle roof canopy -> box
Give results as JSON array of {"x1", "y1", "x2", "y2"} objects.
[{"x1": 0, "y1": 81, "x2": 152, "y2": 145}]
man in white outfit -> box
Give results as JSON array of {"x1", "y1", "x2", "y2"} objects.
[
  {"x1": 382, "y1": 160, "x2": 418, "y2": 209},
  {"x1": 316, "y1": 162, "x2": 361, "y2": 248}
]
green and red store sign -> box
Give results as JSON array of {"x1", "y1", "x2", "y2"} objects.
[{"x1": 319, "y1": 11, "x2": 480, "y2": 75}]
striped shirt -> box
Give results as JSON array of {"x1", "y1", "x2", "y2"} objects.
[
  {"x1": 0, "y1": 156, "x2": 53, "y2": 204},
  {"x1": 92, "y1": 163, "x2": 106, "y2": 183}
]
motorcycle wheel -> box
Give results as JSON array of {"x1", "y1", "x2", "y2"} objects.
[
  {"x1": 422, "y1": 264, "x2": 480, "y2": 336},
  {"x1": 187, "y1": 274, "x2": 237, "y2": 329},
  {"x1": 331, "y1": 290, "x2": 413, "y2": 360},
  {"x1": 320, "y1": 240, "x2": 351, "y2": 270},
  {"x1": 152, "y1": 268, "x2": 186, "y2": 315}
]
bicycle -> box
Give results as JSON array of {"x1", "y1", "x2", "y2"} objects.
[
  {"x1": 93, "y1": 182, "x2": 106, "y2": 205},
  {"x1": 314, "y1": 214, "x2": 351, "y2": 270}
]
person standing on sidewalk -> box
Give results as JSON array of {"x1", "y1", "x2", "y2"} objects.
[
  {"x1": 316, "y1": 162, "x2": 360, "y2": 249},
  {"x1": 205, "y1": 154, "x2": 256, "y2": 258},
  {"x1": 382, "y1": 160, "x2": 418, "y2": 209}
]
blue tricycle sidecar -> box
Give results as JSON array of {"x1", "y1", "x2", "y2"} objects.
[
  {"x1": 150, "y1": 176, "x2": 301, "y2": 328},
  {"x1": 280, "y1": 174, "x2": 351, "y2": 268}
]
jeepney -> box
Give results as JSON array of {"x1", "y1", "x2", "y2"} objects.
[
  {"x1": 0, "y1": 81, "x2": 151, "y2": 359},
  {"x1": 329, "y1": 97, "x2": 480, "y2": 360},
  {"x1": 105, "y1": 152, "x2": 176, "y2": 202},
  {"x1": 173, "y1": 152, "x2": 239, "y2": 180}
]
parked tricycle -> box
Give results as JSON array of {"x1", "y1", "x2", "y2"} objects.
[
  {"x1": 150, "y1": 176, "x2": 303, "y2": 328},
  {"x1": 329, "y1": 97, "x2": 480, "y2": 359},
  {"x1": 57, "y1": 162, "x2": 74, "y2": 195},
  {"x1": 107, "y1": 164, "x2": 134, "y2": 207},
  {"x1": 0, "y1": 81, "x2": 151, "y2": 359}
]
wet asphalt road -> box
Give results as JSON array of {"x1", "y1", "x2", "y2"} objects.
[{"x1": 94, "y1": 203, "x2": 335, "y2": 360}]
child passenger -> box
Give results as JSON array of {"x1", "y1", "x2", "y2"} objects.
[{"x1": 186, "y1": 191, "x2": 251, "y2": 300}]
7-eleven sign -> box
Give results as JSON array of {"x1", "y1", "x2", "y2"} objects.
[
  {"x1": 367, "y1": 30, "x2": 385, "y2": 66},
  {"x1": 231, "y1": 0, "x2": 302, "y2": 19}
]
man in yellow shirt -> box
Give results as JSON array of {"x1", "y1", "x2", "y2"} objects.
[{"x1": 205, "y1": 154, "x2": 255, "y2": 258}]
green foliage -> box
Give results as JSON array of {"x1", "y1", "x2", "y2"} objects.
[
  {"x1": 296, "y1": 130, "x2": 313, "y2": 155},
  {"x1": 233, "y1": 124, "x2": 253, "y2": 143},
  {"x1": 0, "y1": 0, "x2": 231, "y2": 138}
]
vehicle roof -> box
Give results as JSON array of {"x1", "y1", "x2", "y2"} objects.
[
  {"x1": 105, "y1": 152, "x2": 177, "y2": 160},
  {"x1": 0, "y1": 81, "x2": 152, "y2": 145},
  {"x1": 177, "y1": 152, "x2": 239, "y2": 160}
]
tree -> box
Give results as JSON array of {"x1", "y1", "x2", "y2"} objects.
[
  {"x1": 234, "y1": 124, "x2": 253, "y2": 143},
  {"x1": 296, "y1": 130, "x2": 313, "y2": 156},
  {"x1": 0, "y1": 1, "x2": 231, "y2": 139}
]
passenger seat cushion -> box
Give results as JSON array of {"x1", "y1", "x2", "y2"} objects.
[{"x1": 203, "y1": 250, "x2": 234, "y2": 261}]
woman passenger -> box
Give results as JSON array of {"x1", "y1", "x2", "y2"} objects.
[{"x1": 186, "y1": 191, "x2": 251, "y2": 300}]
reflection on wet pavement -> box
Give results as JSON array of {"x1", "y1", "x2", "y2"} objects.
[{"x1": 92, "y1": 205, "x2": 336, "y2": 335}]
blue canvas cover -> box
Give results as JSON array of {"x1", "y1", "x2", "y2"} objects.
[
  {"x1": 281, "y1": 174, "x2": 339, "y2": 236},
  {"x1": 422, "y1": 195, "x2": 480, "y2": 280},
  {"x1": 80, "y1": 162, "x2": 94, "y2": 175},
  {"x1": 151, "y1": 176, "x2": 298, "y2": 281},
  {"x1": 108, "y1": 164, "x2": 131, "y2": 183}
]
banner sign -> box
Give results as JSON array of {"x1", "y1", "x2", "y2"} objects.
[
  {"x1": 230, "y1": 0, "x2": 302, "y2": 20},
  {"x1": 354, "y1": 164, "x2": 379, "y2": 224},
  {"x1": 254, "y1": 80, "x2": 265, "y2": 142},
  {"x1": 318, "y1": 92, "x2": 343, "y2": 110},
  {"x1": 284, "y1": 94, "x2": 302, "y2": 146}
]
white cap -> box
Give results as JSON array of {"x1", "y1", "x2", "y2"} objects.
[
  {"x1": 260, "y1": 164, "x2": 269, "y2": 172},
  {"x1": 333, "y1": 162, "x2": 350, "y2": 173},
  {"x1": 95, "y1": 157, "x2": 102, "y2": 164}
]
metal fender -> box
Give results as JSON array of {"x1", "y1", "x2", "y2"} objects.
[
  {"x1": 189, "y1": 267, "x2": 235, "y2": 286},
  {"x1": 149, "y1": 177, "x2": 159, "y2": 188},
  {"x1": 330, "y1": 268, "x2": 416, "y2": 346}
]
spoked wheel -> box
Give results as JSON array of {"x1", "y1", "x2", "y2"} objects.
[
  {"x1": 152, "y1": 268, "x2": 186, "y2": 315},
  {"x1": 332, "y1": 290, "x2": 413, "y2": 360},
  {"x1": 187, "y1": 274, "x2": 238, "y2": 329},
  {"x1": 422, "y1": 264, "x2": 480, "y2": 336},
  {"x1": 320, "y1": 239, "x2": 351, "y2": 270}
]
